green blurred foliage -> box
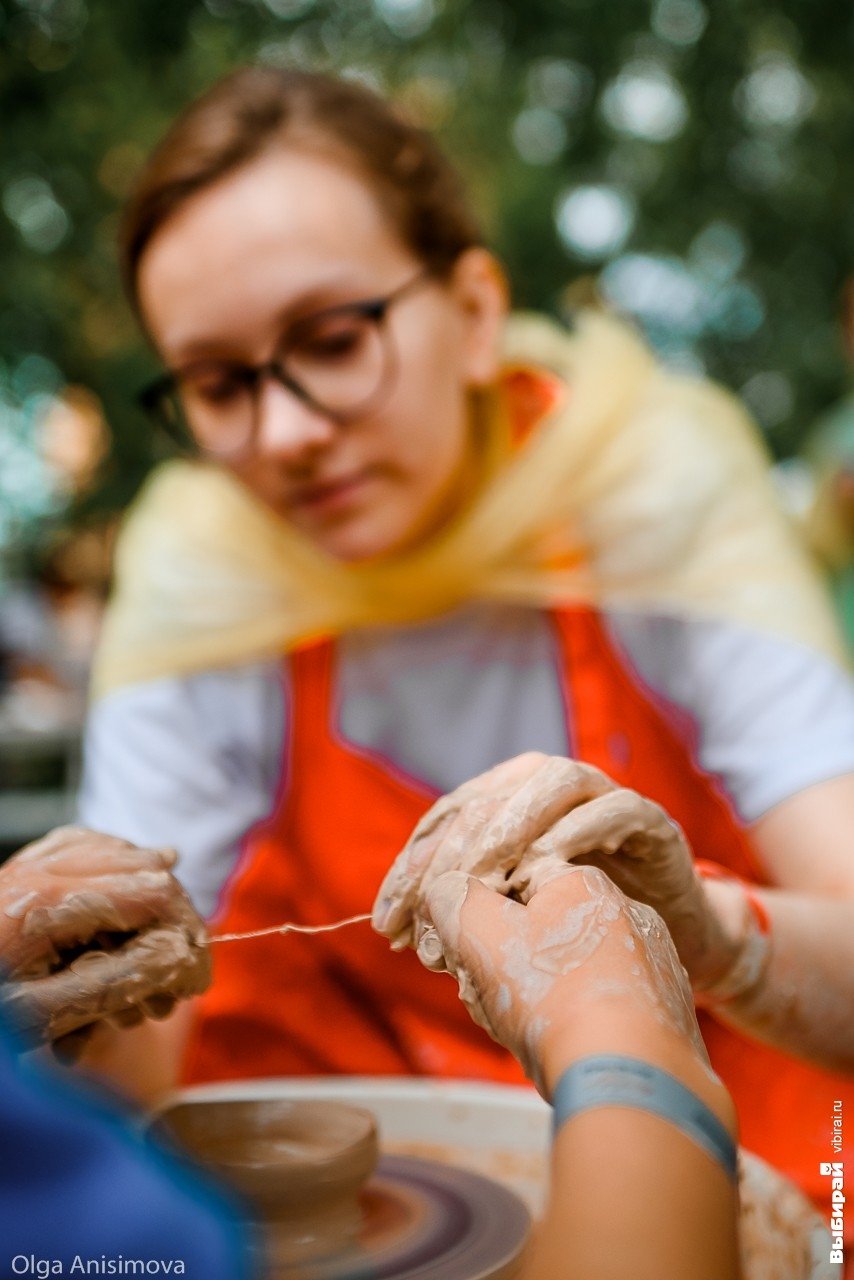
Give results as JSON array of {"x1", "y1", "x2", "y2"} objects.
[{"x1": 2, "y1": 0, "x2": 854, "y2": 542}]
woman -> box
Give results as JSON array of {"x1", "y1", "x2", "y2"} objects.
[{"x1": 78, "y1": 66, "x2": 854, "y2": 1235}]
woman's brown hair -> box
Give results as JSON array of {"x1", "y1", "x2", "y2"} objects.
[{"x1": 120, "y1": 65, "x2": 483, "y2": 310}]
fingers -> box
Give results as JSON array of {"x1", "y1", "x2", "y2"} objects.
[
  {"x1": 517, "y1": 853, "x2": 578, "y2": 899},
  {"x1": 18, "y1": 870, "x2": 188, "y2": 957},
  {"x1": 140, "y1": 993, "x2": 178, "y2": 1020},
  {"x1": 414, "y1": 870, "x2": 472, "y2": 973},
  {"x1": 373, "y1": 755, "x2": 612, "y2": 942},
  {"x1": 423, "y1": 870, "x2": 526, "y2": 983},
  {"x1": 2, "y1": 830, "x2": 184, "y2": 973},
  {"x1": 410, "y1": 858, "x2": 706, "y2": 1089},
  {"x1": 510, "y1": 788, "x2": 647, "y2": 899},
  {"x1": 424, "y1": 870, "x2": 474, "y2": 967},
  {"x1": 463, "y1": 757, "x2": 615, "y2": 883},
  {"x1": 0, "y1": 830, "x2": 204, "y2": 1051},
  {"x1": 422, "y1": 872, "x2": 517, "y2": 1045},
  {"x1": 424, "y1": 863, "x2": 594, "y2": 969},
  {"x1": 376, "y1": 778, "x2": 524, "y2": 942},
  {"x1": 1, "y1": 921, "x2": 210, "y2": 1044},
  {"x1": 11, "y1": 827, "x2": 178, "y2": 874},
  {"x1": 621, "y1": 898, "x2": 707, "y2": 1057},
  {"x1": 44, "y1": 996, "x2": 177, "y2": 1064},
  {"x1": 408, "y1": 792, "x2": 513, "y2": 901},
  {"x1": 528, "y1": 789, "x2": 653, "y2": 859},
  {"x1": 466, "y1": 752, "x2": 551, "y2": 794},
  {"x1": 510, "y1": 789, "x2": 690, "y2": 903},
  {"x1": 401, "y1": 811, "x2": 506, "y2": 959},
  {"x1": 109, "y1": 1006, "x2": 146, "y2": 1029},
  {"x1": 59, "y1": 841, "x2": 179, "y2": 876},
  {"x1": 51, "y1": 1024, "x2": 97, "y2": 1064},
  {"x1": 403, "y1": 755, "x2": 548, "y2": 868},
  {"x1": 372, "y1": 800, "x2": 460, "y2": 940}
]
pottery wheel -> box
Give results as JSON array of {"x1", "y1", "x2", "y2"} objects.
[{"x1": 271, "y1": 1154, "x2": 530, "y2": 1280}]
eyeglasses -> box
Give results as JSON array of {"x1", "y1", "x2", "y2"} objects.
[{"x1": 138, "y1": 270, "x2": 432, "y2": 459}]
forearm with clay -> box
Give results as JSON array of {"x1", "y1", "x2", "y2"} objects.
[
  {"x1": 419, "y1": 868, "x2": 741, "y2": 1280},
  {"x1": 696, "y1": 873, "x2": 854, "y2": 1072},
  {"x1": 522, "y1": 794, "x2": 854, "y2": 1071},
  {"x1": 377, "y1": 753, "x2": 854, "y2": 1075}
]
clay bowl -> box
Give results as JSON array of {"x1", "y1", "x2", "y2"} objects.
[{"x1": 154, "y1": 1097, "x2": 378, "y2": 1253}]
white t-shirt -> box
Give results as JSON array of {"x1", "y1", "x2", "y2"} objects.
[{"x1": 78, "y1": 604, "x2": 854, "y2": 917}]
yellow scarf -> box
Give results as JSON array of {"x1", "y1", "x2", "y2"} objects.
[{"x1": 92, "y1": 310, "x2": 846, "y2": 697}]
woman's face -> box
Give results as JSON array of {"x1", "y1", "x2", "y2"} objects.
[{"x1": 137, "y1": 147, "x2": 507, "y2": 561}]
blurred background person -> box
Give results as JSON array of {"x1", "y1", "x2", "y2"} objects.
[
  {"x1": 1, "y1": 387, "x2": 111, "y2": 861},
  {"x1": 63, "y1": 68, "x2": 854, "y2": 1259}
]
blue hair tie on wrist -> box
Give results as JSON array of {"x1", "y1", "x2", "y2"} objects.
[{"x1": 551, "y1": 1054, "x2": 737, "y2": 1184}]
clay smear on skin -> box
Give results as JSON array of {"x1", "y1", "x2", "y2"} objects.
[
  {"x1": 435, "y1": 865, "x2": 710, "y2": 1085},
  {"x1": 737, "y1": 1152, "x2": 840, "y2": 1280},
  {"x1": 3, "y1": 891, "x2": 39, "y2": 919}
]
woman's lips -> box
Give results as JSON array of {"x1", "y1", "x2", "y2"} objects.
[{"x1": 288, "y1": 469, "x2": 376, "y2": 517}]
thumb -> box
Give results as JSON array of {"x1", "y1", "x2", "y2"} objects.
[
  {"x1": 424, "y1": 870, "x2": 473, "y2": 967},
  {"x1": 424, "y1": 873, "x2": 507, "y2": 1048},
  {"x1": 426, "y1": 871, "x2": 514, "y2": 968}
]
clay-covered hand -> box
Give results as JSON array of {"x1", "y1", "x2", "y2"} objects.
[
  {"x1": 0, "y1": 826, "x2": 210, "y2": 1053},
  {"x1": 374, "y1": 754, "x2": 734, "y2": 988},
  {"x1": 510, "y1": 780, "x2": 740, "y2": 987},
  {"x1": 419, "y1": 863, "x2": 707, "y2": 1094},
  {"x1": 373, "y1": 753, "x2": 612, "y2": 949}
]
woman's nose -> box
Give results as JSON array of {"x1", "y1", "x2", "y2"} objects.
[{"x1": 254, "y1": 378, "x2": 337, "y2": 461}]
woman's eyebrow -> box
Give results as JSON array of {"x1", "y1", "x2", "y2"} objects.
[
  {"x1": 172, "y1": 353, "x2": 247, "y2": 375},
  {"x1": 273, "y1": 277, "x2": 385, "y2": 334},
  {"x1": 168, "y1": 274, "x2": 378, "y2": 363},
  {"x1": 166, "y1": 335, "x2": 252, "y2": 365}
]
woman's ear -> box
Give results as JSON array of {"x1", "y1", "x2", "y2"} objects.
[{"x1": 450, "y1": 248, "x2": 510, "y2": 387}]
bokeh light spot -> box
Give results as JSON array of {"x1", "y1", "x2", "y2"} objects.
[
  {"x1": 601, "y1": 61, "x2": 688, "y2": 142},
  {"x1": 602, "y1": 254, "x2": 705, "y2": 331},
  {"x1": 651, "y1": 0, "x2": 708, "y2": 47},
  {"x1": 556, "y1": 185, "x2": 635, "y2": 261},
  {"x1": 527, "y1": 58, "x2": 593, "y2": 115},
  {"x1": 373, "y1": 0, "x2": 435, "y2": 38},
  {"x1": 741, "y1": 371, "x2": 794, "y2": 428},
  {"x1": 512, "y1": 107, "x2": 567, "y2": 165},
  {"x1": 260, "y1": 0, "x2": 315, "y2": 17},
  {"x1": 737, "y1": 55, "x2": 816, "y2": 129},
  {"x1": 2, "y1": 175, "x2": 69, "y2": 253},
  {"x1": 689, "y1": 221, "x2": 749, "y2": 283}
]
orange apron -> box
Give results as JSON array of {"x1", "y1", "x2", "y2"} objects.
[{"x1": 183, "y1": 606, "x2": 853, "y2": 1229}]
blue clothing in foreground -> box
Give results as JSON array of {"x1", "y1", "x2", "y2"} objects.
[{"x1": 0, "y1": 1011, "x2": 252, "y2": 1279}]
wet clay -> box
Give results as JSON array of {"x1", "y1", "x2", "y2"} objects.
[
  {"x1": 0, "y1": 905, "x2": 210, "y2": 1043},
  {"x1": 427, "y1": 866, "x2": 708, "y2": 1089},
  {"x1": 210, "y1": 914, "x2": 371, "y2": 944},
  {"x1": 0, "y1": 826, "x2": 210, "y2": 1044},
  {"x1": 373, "y1": 754, "x2": 603, "y2": 948},
  {"x1": 738, "y1": 1151, "x2": 842, "y2": 1280},
  {"x1": 372, "y1": 754, "x2": 733, "y2": 992},
  {"x1": 155, "y1": 1098, "x2": 530, "y2": 1280},
  {"x1": 157, "y1": 1094, "x2": 831, "y2": 1280},
  {"x1": 155, "y1": 1099, "x2": 378, "y2": 1267}
]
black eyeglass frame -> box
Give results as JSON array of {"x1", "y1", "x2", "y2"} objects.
[{"x1": 137, "y1": 269, "x2": 433, "y2": 456}]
